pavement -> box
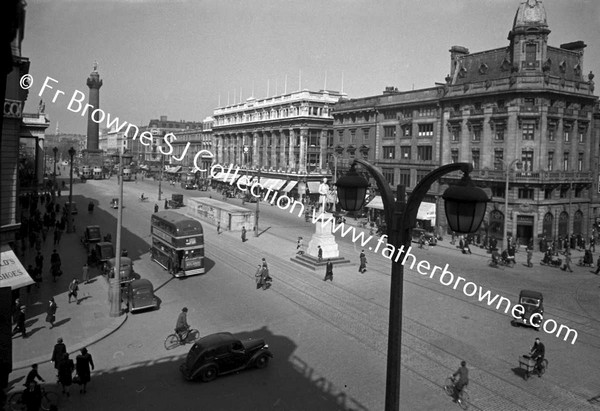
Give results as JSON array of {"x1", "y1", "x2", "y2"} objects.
[{"x1": 11, "y1": 196, "x2": 127, "y2": 372}]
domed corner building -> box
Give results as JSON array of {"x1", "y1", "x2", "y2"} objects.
[{"x1": 330, "y1": 0, "x2": 599, "y2": 250}]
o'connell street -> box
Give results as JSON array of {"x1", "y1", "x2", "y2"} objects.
[{"x1": 2, "y1": 1, "x2": 600, "y2": 410}]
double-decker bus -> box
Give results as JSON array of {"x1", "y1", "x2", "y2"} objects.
[{"x1": 150, "y1": 211, "x2": 205, "y2": 277}]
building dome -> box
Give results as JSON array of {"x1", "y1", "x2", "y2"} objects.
[{"x1": 512, "y1": 0, "x2": 548, "y2": 30}]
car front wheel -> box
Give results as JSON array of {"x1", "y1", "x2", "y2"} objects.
[
  {"x1": 200, "y1": 366, "x2": 218, "y2": 382},
  {"x1": 255, "y1": 354, "x2": 270, "y2": 369}
]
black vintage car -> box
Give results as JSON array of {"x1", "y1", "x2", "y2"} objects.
[
  {"x1": 180, "y1": 332, "x2": 273, "y2": 382},
  {"x1": 512, "y1": 289, "x2": 544, "y2": 329}
]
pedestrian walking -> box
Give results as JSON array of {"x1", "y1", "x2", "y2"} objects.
[
  {"x1": 217, "y1": 221, "x2": 221, "y2": 234},
  {"x1": 359, "y1": 250, "x2": 367, "y2": 273},
  {"x1": 594, "y1": 255, "x2": 600, "y2": 275},
  {"x1": 323, "y1": 259, "x2": 333, "y2": 281},
  {"x1": 526, "y1": 247, "x2": 533, "y2": 268},
  {"x1": 57, "y1": 353, "x2": 74, "y2": 397},
  {"x1": 12, "y1": 306, "x2": 27, "y2": 338},
  {"x1": 561, "y1": 251, "x2": 573, "y2": 272},
  {"x1": 255, "y1": 264, "x2": 264, "y2": 290},
  {"x1": 82, "y1": 263, "x2": 89, "y2": 283},
  {"x1": 241, "y1": 226, "x2": 247, "y2": 242},
  {"x1": 164, "y1": 199, "x2": 169, "y2": 209},
  {"x1": 35, "y1": 251, "x2": 44, "y2": 272},
  {"x1": 154, "y1": 203, "x2": 159, "y2": 213},
  {"x1": 296, "y1": 237, "x2": 304, "y2": 255},
  {"x1": 51, "y1": 338, "x2": 67, "y2": 375},
  {"x1": 317, "y1": 246, "x2": 323, "y2": 262},
  {"x1": 68, "y1": 279, "x2": 80, "y2": 304},
  {"x1": 12, "y1": 298, "x2": 21, "y2": 325},
  {"x1": 75, "y1": 348, "x2": 94, "y2": 394},
  {"x1": 46, "y1": 298, "x2": 57, "y2": 328}
]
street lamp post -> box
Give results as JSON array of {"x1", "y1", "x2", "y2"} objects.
[
  {"x1": 503, "y1": 159, "x2": 522, "y2": 251},
  {"x1": 52, "y1": 147, "x2": 58, "y2": 193},
  {"x1": 67, "y1": 147, "x2": 76, "y2": 233},
  {"x1": 255, "y1": 168, "x2": 261, "y2": 237},
  {"x1": 336, "y1": 160, "x2": 489, "y2": 411},
  {"x1": 109, "y1": 149, "x2": 133, "y2": 317},
  {"x1": 158, "y1": 153, "x2": 164, "y2": 201}
]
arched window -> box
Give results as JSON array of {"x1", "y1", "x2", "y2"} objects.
[
  {"x1": 542, "y1": 212, "x2": 553, "y2": 238},
  {"x1": 573, "y1": 210, "x2": 583, "y2": 235},
  {"x1": 558, "y1": 211, "x2": 569, "y2": 238}
]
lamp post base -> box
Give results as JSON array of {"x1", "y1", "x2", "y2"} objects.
[{"x1": 108, "y1": 279, "x2": 122, "y2": 317}]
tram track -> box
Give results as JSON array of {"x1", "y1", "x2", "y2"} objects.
[{"x1": 207, "y1": 239, "x2": 592, "y2": 410}]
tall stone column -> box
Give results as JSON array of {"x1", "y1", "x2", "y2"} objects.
[
  {"x1": 271, "y1": 131, "x2": 278, "y2": 170},
  {"x1": 319, "y1": 130, "x2": 327, "y2": 171},
  {"x1": 253, "y1": 132, "x2": 259, "y2": 168},
  {"x1": 288, "y1": 129, "x2": 296, "y2": 171},
  {"x1": 217, "y1": 134, "x2": 223, "y2": 164},
  {"x1": 86, "y1": 63, "x2": 103, "y2": 152},
  {"x1": 279, "y1": 129, "x2": 287, "y2": 168},
  {"x1": 298, "y1": 128, "x2": 307, "y2": 173}
]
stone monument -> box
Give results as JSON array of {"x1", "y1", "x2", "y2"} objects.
[
  {"x1": 84, "y1": 61, "x2": 103, "y2": 166},
  {"x1": 306, "y1": 178, "x2": 340, "y2": 259}
]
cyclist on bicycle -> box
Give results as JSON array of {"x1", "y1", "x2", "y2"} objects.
[
  {"x1": 175, "y1": 307, "x2": 190, "y2": 342},
  {"x1": 529, "y1": 337, "x2": 545, "y2": 377},
  {"x1": 451, "y1": 360, "x2": 469, "y2": 402},
  {"x1": 140, "y1": 193, "x2": 147, "y2": 201}
]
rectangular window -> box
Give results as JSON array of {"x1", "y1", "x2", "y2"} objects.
[
  {"x1": 564, "y1": 130, "x2": 570, "y2": 142},
  {"x1": 547, "y1": 151, "x2": 554, "y2": 171},
  {"x1": 578, "y1": 131, "x2": 584, "y2": 143},
  {"x1": 578, "y1": 152, "x2": 583, "y2": 171},
  {"x1": 363, "y1": 128, "x2": 370, "y2": 141},
  {"x1": 518, "y1": 188, "x2": 534, "y2": 199},
  {"x1": 327, "y1": 132, "x2": 334, "y2": 148},
  {"x1": 521, "y1": 150, "x2": 533, "y2": 172},
  {"x1": 524, "y1": 97, "x2": 535, "y2": 106},
  {"x1": 349, "y1": 129, "x2": 356, "y2": 143},
  {"x1": 382, "y1": 168, "x2": 394, "y2": 186},
  {"x1": 544, "y1": 188, "x2": 553, "y2": 199},
  {"x1": 492, "y1": 186, "x2": 505, "y2": 198},
  {"x1": 383, "y1": 126, "x2": 396, "y2": 139},
  {"x1": 560, "y1": 187, "x2": 568, "y2": 198},
  {"x1": 472, "y1": 150, "x2": 480, "y2": 169},
  {"x1": 400, "y1": 146, "x2": 411, "y2": 160},
  {"x1": 525, "y1": 43, "x2": 536, "y2": 63},
  {"x1": 383, "y1": 111, "x2": 396, "y2": 120},
  {"x1": 402, "y1": 109, "x2": 413, "y2": 118},
  {"x1": 472, "y1": 128, "x2": 482, "y2": 142},
  {"x1": 451, "y1": 149, "x2": 459, "y2": 164},
  {"x1": 383, "y1": 146, "x2": 396, "y2": 159},
  {"x1": 402, "y1": 125, "x2": 412, "y2": 137},
  {"x1": 418, "y1": 123, "x2": 434, "y2": 137},
  {"x1": 548, "y1": 129, "x2": 555, "y2": 141},
  {"x1": 416, "y1": 170, "x2": 429, "y2": 184},
  {"x1": 417, "y1": 145, "x2": 433, "y2": 161},
  {"x1": 419, "y1": 106, "x2": 436, "y2": 117},
  {"x1": 399, "y1": 169, "x2": 410, "y2": 188},
  {"x1": 451, "y1": 128, "x2": 460, "y2": 142},
  {"x1": 495, "y1": 129, "x2": 504, "y2": 141},
  {"x1": 563, "y1": 152, "x2": 569, "y2": 170},
  {"x1": 308, "y1": 130, "x2": 319, "y2": 147},
  {"x1": 522, "y1": 122, "x2": 535, "y2": 140},
  {"x1": 494, "y1": 150, "x2": 504, "y2": 170}
]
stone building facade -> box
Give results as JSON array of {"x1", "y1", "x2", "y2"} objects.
[
  {"x1": 170, "y1": 116, "x2": 214, "y2": 178},
  {"x1": 212, "y1": 90, "x2": 345, "y2": 192},
  {"x1": 331, "y1": 0, "x2": 598, "y2": 246}
]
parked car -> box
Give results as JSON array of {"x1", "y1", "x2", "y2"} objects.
[
  {"x1": 181, "y1": 181, "x2": 198, "y2": 190},
  {"x1": 168, "y1": 193, "x2": 184, "y2": 208},
  {"x1": 411, "y1": 228, "x2": 437, "y2": 246},
  {"x1": 94, "y1": 242, "x2": 115, "y2": 266},
  {"x1": 180, "y1": 332, "x2": 273, "y2": 382},
  {"x1": 81, "y1": 225, "x2": 102, "y2": 250},
  {"x1": 512, "y1": 290, "x2": 544, "y2": 329},
  {"x1": 123, "y1": 279, "x2": 158, "y2": 313},
  {"x1": 104, "y1": 256, "x2": 134, "y2": 283}
]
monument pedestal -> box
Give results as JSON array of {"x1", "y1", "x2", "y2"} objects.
[{"x1": 290, "y1": 211, "x2": 351, "y2": 270}]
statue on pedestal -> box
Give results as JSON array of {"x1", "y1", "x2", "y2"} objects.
[{"x1": 318, "y1": 178, "x2": 330, "y2": 213}]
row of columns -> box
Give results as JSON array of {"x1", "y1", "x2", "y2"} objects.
[{"x1": 214, "y1": 128, "x2": 330, "y2": 173}]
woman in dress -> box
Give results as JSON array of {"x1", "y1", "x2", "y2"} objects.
[{"x1": 75, "y1": 348, "x2": 94, "y2": 394}]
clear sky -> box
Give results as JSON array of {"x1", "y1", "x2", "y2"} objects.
[{"x1": 21, "y1": 0, "x2": 600, "y2": 134}]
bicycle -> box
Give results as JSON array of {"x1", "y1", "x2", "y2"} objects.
[
  {"x1": 164, "y1": 327, "x2": 200, "y2": 350},
  {"x1": 9, "y1": 385, "x2": 59, "y2": 411},
  {"x1": 444, "y1": 377, "x2": 470, "y2": 410}
]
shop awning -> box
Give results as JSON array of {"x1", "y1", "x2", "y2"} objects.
[
  {"x1": 307, "y1": 181, "x2": 321, "y2": 193},
  {"x1": 236, "y1": 175, "x2": 252, "y2": 186},
  {"x1": 264, "y1": 179, "x2": 286, "y2": 191},
  {"x1": 0, "y1": 245, "x2": 34, "y2": 290},
  {"x1": 165, "y1": 166, "x2": 182, "y2": 173},
  {"x1": 416, "y1": 202, "x2": 436, "y2": 221},
  {"x1": 365, "y1": 195, "x2": 384, "y2": 210},
  {"x1": 281, "y1": 180, "x2": 298, "y2": 193},
  {"x1": 212, "y1": 172, "x2": 227, "y2": 182}
]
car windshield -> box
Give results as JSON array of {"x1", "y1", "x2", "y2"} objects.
[
  {"x1": 134, "y1": 288, "x2": 152, "y2": 296},
  {"x1": 520, "y1": 297, "x2": 540, "y2": 306},
  {"x1": 88, "y1": 227, "x2": 100, "y2": 237}
]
